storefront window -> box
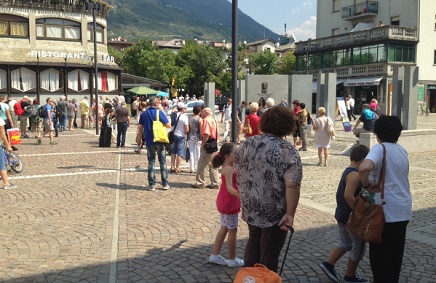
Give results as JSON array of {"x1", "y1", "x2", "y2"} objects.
[
  {"x1": 40, "y1": 68, "x2": 63, "y2": 92},
  {"x1": 68, "y1": 70, "x2": 89, "y2": 92},
  {"x1": 36, "y1": 18, "x2": 81, "y2": 40},
  {"x1": 0, "y1": 69, "x2": 6, "y2": 90},
  {"x1": 11, "y1": 68, "x2": 36, "y2": 92},
  {"x1": 0, "y1": 15, "x2": 29, "y2": 37}
]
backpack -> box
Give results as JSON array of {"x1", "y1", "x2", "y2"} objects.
[
  {"x1": 28, "y1": 105, "x2": 38, "y2": 119},
  {"x1": 38, "y1": 105, "x2": 46, "y2": 118},
  {"x1": 14, "y1": 100, "x2": 24, "y2": 116},
  {"x1": 307, "y1": 112, "x2": 313, "y2": 125}
]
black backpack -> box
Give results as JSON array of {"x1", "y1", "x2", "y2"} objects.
[{"x1": 38, "y1": 105, "x2": 46, "y2": 118}]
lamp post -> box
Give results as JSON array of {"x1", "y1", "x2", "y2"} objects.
[
  {"x1": 87, "y1": 0, "x2": 101, "y2": 135},
  {"x1": 231, "y1": 0, "x2": 238, "y2": 144}
]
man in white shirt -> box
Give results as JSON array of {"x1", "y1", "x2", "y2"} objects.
[
  {"x1": 170, "y1": 102, "x2": 189, "y2": 173},
  {"x1": 348, "y1": 95, "x2": 356, "y2": 121},
  {"x1": 221, "y1": 98, "x2": 232, "y2": 142}
]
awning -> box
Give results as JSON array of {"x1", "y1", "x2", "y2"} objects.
[
  {"x1": 312, "y1": 80, "x2": 346, "y2": 92},
  {"x1": 344, "y1": 77, "x2": 383, "y2": 87}
]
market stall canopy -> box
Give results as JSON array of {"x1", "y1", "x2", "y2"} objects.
[
  {"x1": 127, "y1": 86, "x2": 159, "y2": 95},
  {"x1": 157, "y1": 91, "x2": 169, "y2": 97}
]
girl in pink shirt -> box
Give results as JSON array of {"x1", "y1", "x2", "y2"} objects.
[{"x1": 208, "y1": 143, "x2": 244, "y2": 268}]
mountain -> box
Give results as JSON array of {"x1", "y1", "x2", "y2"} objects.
[{"x1": 106, "y1": 0, "x2": 279, "y2": 43}]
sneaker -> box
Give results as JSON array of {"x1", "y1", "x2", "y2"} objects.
[
  {"x1": 206, "y1": 184, "x2": 219, "y2": 189},
  {"x1": 50, "y1": 141, "x2": 57, "y2": 145},
  {"x1": 227, "y1": 257, "x2": 244, "y2": 268},
  {"x1": 320, "y1": 261, "x2": 339, "y2": 283},
  {"x1": 344, "y1": 274, "x2": 368, "y2": 283},
  {"x1": 162, "y1": 184, "x2": 170, "y2": 190},
  {"x1": 208, "y1": 254, "x2": 228, "y2": 266},
  {"x1": 298, "y1": 148, "x2": 307, "y2": 151},
  {"x1": 144, "y1": 185, "x2": 155, "y2": 191},
  {"x1": 133, "y1": 149, "x2": 141, "y2": 154},
  {"x1": 4, "y1": 184, "x2": 17, "y2": 190},
  {"x1": 36, "y1": 138, "x2": 42, "y2": 145}
]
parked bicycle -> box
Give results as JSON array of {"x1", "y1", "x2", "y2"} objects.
[
  {"x1": 2, "y1": 145, "x2": 23, "y2": 173},
  {"x1": 418, "y1": 103, "x2": 430, "y2": 117}
]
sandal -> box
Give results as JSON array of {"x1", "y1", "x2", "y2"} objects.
[{"x1": 175, "y1": 168, "x2": 182, "y2": 174}]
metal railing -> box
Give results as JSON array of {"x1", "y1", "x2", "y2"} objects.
[
  {"x1": 0, "y1": 0, "x2": 109, "y2": 17},
  {"x1": 341, "y1": 1, "x2": 378, "y2": 19},
  {"x1": 295, "y1": 26, "x2": 418, "y2": 54}
]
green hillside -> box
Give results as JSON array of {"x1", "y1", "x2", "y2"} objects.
[{"x1": 106, "y1": 0, "x2": 279, "y2": 42}]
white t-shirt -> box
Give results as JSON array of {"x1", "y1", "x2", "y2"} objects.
[
  {"x1": 365, "y1": 142, "x2": 412, "y2": 223},
  {"x1": 224, "y1": 104, "x2": 232, "y2": 121},
  {"x1": 9, "y1": 100, "x2": 16, "y2": 112},
  {"x1": 173, "y1": 113, "x2": 189, "y2": 137}
]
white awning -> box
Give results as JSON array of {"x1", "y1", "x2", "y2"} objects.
[{"x1": 344, "y1": 77, "x2": 383, "y2": 87}]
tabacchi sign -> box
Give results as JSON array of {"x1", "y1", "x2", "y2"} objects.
[{"x1": 31, "y1": 50, "x2": 115, "y2": 62}]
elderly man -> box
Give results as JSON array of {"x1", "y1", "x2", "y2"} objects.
[
  {"x1": 192, "y1": 107, "x2": 220, "y2": 189},
  {"x1": 138, "y1": 96, "x2": 171, "y2": 191}
]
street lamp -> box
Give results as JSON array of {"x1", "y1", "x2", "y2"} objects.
[
  {"x1": 86, "y1": 1, "x2": 101, "y2": 135},
  {"x1": 305, "y1": 38, "x2": 312, "y2": 75}
]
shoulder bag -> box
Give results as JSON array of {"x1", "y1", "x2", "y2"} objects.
[
  {"x1": 148, "y1": 109, "x2": 169, "y2": 144},
  {"x1": 204, "y1": 119, "x2": 218, "y2": 154},
  {"x1": 168, "y1": 113, "x2": 181, "y2": 144},
  {"x1": 326, "y1": 117, "x2": 336, "y2": 138},
  {"x1": 242, "y1": 118, "x2": 252, "y2": 135},
  {"x1": 347, "y1": 143, "x2": 386, "y2": 243}
]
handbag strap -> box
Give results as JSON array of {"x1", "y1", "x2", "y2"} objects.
[
  {"x1": 379, "y1": 143, "x2": 386, "y2": 203},
  {"x1": 172, "y1": 112, "x2": 181, "y2": 129}
]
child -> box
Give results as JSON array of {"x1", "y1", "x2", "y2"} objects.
[
  {"x1": 208, "y1": 143, "x2": 244, "y2": 268},
  {"x1": 320, "y1": 144, "x2": 370, "y2": 283}
]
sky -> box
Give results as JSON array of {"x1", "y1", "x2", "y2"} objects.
[{"x1": 230, "y1": 0, "x2": 317, "y2": 41}]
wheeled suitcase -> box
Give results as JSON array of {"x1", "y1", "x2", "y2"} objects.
[
  {"x1": 99, "y1": 127, "x2": 112, "y2": 147},
  {"x1": 234, "y1": 226, "x2": 295, "y2": 282}
]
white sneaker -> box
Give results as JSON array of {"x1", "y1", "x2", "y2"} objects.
[
  {"x1": 227, "y1": 257, "x2": 244, "y2": 268},
  {"x1": 144, "y1": 185, "x2": 155, "y2": 191},
  {"x1": 162, "y1": 184, "x2": 170, "y2": 190},
  {"x1": 208, "y1": 254, "x2": 228, "y2": 266}
]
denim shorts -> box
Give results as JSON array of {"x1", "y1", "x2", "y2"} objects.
[
  {"x1": 171, "y1": 135, "x2": 186, "y2": 156},
  {"x1": 0, "y1": 148, "x2": 6, "y2": 171}
]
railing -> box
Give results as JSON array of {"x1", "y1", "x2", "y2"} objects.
[
  {"x1": 0, "y1": 0, "x2": 109, "y2": 17},
  {"x1": 297, "y1": 63, "x2": 415, "y2": 79},
  {"x1": 341, "y1": 1, "x2": 378, "y2": 19},
  {"x1": 295, "y1": 26, "x2": 418, "y2": 54}
]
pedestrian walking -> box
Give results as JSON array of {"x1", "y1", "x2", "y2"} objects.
[
  {"x1": 208, "y1": 143, "x2": 244, "y2": 268},
  {"x1": 0, "y1": 116, "x2": 17, "y2": 190},
  {"x1": 320, "y1": 144, "x2": 370, "y2": 283},
  {"x1": 313, "y1": 107, "x2": 332, "y2": 166}
]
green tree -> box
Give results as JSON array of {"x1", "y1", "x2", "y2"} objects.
[
  {"x1": 176, "y1": 40, "x2": 226, "y2": 95},
  {"x1": 248, "y1": 50, "x2": 278, "y2": 74},
  {"x1": 277, "y1": 51, "x2": 296, "y2": 74}
]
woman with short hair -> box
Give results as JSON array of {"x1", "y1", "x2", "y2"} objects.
[
  {"x1": 236, "y1": 106, "x2": 302, "y2": 273},
  {"x1": 313, "y1": 107, "x2": 333, "y2": 166}
]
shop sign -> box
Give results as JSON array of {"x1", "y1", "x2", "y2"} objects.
[
  {"x1": 417, "y1": 85, "x2": 424, "y2": 101},
  {"x1": 427, "y1": 85, "x2": 436, "y2": 89},
  {"x1": 30, "y1": 50, "x2": 114, "y2": 63}
]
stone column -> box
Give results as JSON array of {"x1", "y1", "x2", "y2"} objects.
[
  {"x1": 403, "y1": 66, "x2": 418, "y2": 130},
  {"x1": 203, "y1": 82, "x2": 216, "y2": 118}
]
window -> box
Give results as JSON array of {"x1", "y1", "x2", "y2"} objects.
[
  {"x1": 36, "y1": 18, "x2": 81, "y2": 40},
  {"x1": 40, "y1": 68, "x2": 64, "y2": 92},
  {"x1": 0, "y1": 69, "x2": 6, "y2": 90},
  {"x1": 391, "y1": 16, "x2": 400, "y2": 26},
  {"x1": 87, "y1": 23, "x2": 104, "y2": 43},
  {"x1": 68, "y1": 70, "x2": 89, "y2": 92},
  {"x1": 434, "y1": 50, "x2": 436, "y2": 65},
  {"x1": 333, "y1": 0, "x2": 341, "y2": 12},
  {"x1": 94, "y1": 71, "x2": 117, "y2": 92},
  {"x1": 11, "y1": 68, "x2": 36, "y2": 92},
  {"x1": 0, "y1": 14, "x2": 28, "y2": 37},
  {"x1": 387, "y1": 44, "x2": 415, "y2": 63}
]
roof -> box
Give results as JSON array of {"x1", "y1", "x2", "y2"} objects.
[{"x1": 246, "y1": 38, "x2": 277, "y2": 47}]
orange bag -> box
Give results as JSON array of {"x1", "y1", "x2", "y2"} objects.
[
  {"x1": 7, "y1": 128, "x2": 21, "y2": 145},
  {"x1": 233, "y1": 264, "x2": 282, "y2": 283}
]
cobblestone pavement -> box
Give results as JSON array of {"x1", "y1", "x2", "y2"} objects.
[{"x1": 0, "y1": 115, "x2": 435, "y2": 283}]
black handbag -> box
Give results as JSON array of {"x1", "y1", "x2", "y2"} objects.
[
  {"x1": 204, "y1": 120, "x2": 218, "y2": 153},
  {"x1": 168, "y1": 113, "x2": 181, "y2": 144}
]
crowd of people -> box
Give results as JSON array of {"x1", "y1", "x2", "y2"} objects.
[{"x1": 2, "y1": 92, "x2": 411, "y2": 282}]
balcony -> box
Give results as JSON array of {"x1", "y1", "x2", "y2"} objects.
[
  {"x1": 0, "y1": 0, "x2": 109, "y2": 18},
  {"x1": 341, "y1": 1, "x2": 378, "y2": 21},
  {"x1": 295, "y1": 26, "x2": 418, "y2": 54}
]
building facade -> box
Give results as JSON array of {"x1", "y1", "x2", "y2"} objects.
[
  {"x1": 294, "y1": 0, "x2": 436, "y2": 114},
  {"x1": 0, "y1": 0, "x2": 121, "y2": 104}
]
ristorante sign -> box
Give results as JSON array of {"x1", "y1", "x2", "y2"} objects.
[{"x1": 30, "y1": 50, "x2": 115, "y2": 63}]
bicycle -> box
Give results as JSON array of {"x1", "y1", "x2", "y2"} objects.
[
  {"x1": 418, "y1": 104, "x2": 430, "y2": 117},
  {"x1": 2, "y1": 145, "x2": 23, "y2": 173}
]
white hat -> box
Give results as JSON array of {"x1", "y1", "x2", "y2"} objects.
[{"x1": 177, "y1": 102, "x2": 186, "y2": 109}]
